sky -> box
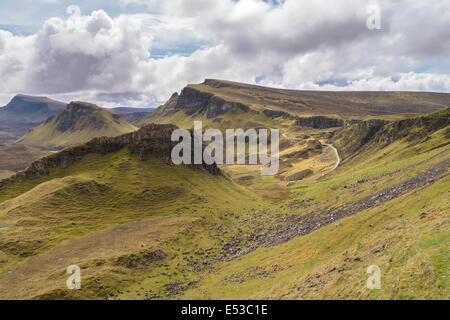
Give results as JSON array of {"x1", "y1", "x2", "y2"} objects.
[{"x1": 0, "y1": 0, "x2": 449, "y2": 108}]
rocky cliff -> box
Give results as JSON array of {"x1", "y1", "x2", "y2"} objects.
[
  {"x1": 174, "y1": 87, "x2": 250, "y2": 119},
  {"x1": 295, "y1": 116, "x2": 344, "y2": 129},
  {"x1": 2, "y1": 124, "x2": 220, "y2": 187}
]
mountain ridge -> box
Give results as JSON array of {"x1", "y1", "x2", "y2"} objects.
[
  {"x1": 136, "y1": 79, "x2": 450, "y2": 129},
  {"x1": 0, "y1": 104, "x2": 448, "y2": 299},
  {"x1": 2, "y1": 123, "x2": 220, "y2": 190}
]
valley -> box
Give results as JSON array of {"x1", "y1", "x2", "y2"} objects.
[
  {"x1": 0, "y1": 80, "x2": 448, "y2": 300},
  {"x1": 0, "y1": 96, "x2": 154, "y2": 178}
]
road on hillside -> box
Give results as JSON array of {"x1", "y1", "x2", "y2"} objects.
[
  {"x1": 324, "y1": 143, "x2": 341, "y2": 172},
  {"x1": 281, "y1": 132, "x2": 341, "y2": 173}
]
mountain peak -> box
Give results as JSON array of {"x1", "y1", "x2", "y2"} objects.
[
  {"x1": 17, "y1": 101, "x2": 137, "y2": 149},
  {"x1": 68, "y1": 101, "x2": 103, "y2": 111}
]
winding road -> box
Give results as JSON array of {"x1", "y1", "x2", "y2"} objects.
[
  {"x1": 281, "y1": 132, "x2": 341, "y2": 173},
  {"x1": 324, "y1": 143, "x2": 341, "y2": 172}
]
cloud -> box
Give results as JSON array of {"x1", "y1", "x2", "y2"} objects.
[{"x1": 0, "y1": 0, "x2": 448, "y2": 107}]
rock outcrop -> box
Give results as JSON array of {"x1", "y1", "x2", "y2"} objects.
[
  {"x1": 175, "y1": 87, "x2": 250, "y2": 118},
  {"x1": 262, "y1": 109, "x2": 295, "y2": 119},
  {"x1": 333, "y1": 108, "x2": 450, "y2": 159},
  {"x1": 295, "y1": 116, "x2": 344, "y2": 129},
  {"x1": 1, "y1": 124, "x2": 221, "y2": 186}
]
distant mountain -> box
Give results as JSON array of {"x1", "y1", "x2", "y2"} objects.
[
  {"x1": 0, "y1": 94, "x2": 66, "y2": 143},
  {"x1": 110, "y1": 107, "x2": 155, "y2": 123},
  {"x1": 0, "y1": 94, "x2": 66, "y2": 123},
  {"x1": 137, "y1": 79, "x2": 450, "y2": 129},
  {"x1": 17, "y1": 101, "x2": 137, "y2": 149}
]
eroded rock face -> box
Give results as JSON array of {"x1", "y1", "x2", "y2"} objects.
[
  {"x1": 1, "y1": 124, "x2": 221, "y2": 186},
  {"x1": 332, "y1": 108, "x2": 450, "y2": 159},
  {"x1": 295, "y1": 116, "x2": 344, "y2": 129},
  {"x1": 175, "y1": 87, "x2": 250, "y2": 119},
  {"x1": 262, "y1": 109, "x2": 295, "y2": 119}
]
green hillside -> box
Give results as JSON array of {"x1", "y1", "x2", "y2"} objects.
[
  {"x1": 17, "y1": 102, "x2": 137, "y2": 150},
  {"x1": 0, "y1": 94, "x2": 66, "y2": 123},
  {"x1": 0, "y1": 107, "x2": 448, "y2": 300}
]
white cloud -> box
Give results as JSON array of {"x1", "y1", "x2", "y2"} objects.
[{"x1": 0, "y1": 0, "x2": 449, "y2": 108}]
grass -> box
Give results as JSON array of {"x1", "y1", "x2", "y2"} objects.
[
  {"x1": 184, "y1": 80, "x2": 449, "y2": 117},
  {"x1": 181, "y1": 171, "x2": 449, "y2": 300},
  {"x1": 0, "y1": 103, "x2": 448, "y2": 300},
  {"x1": 17, "y1": 102, "x2": 137, "y2": 149},
  {"x1": 0, "y1": 147, "x2": 264, "y2": 299}
]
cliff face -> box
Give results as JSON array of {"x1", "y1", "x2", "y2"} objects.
[
  {"x1": 175, "y1": 87, "x2": 250, "y2": 119},
  {"x1": 54, "y1": 102, "x2": 122, "y2": 131},
  {"x1": 2, "y1": 124, "x2": 220, "y2": 186},
  {"x1": 333, "y1": 108, "x2": 450, "y2": 159},
  {"x1": 295, "y1": 116, "x2": 344, "y2": 129}
]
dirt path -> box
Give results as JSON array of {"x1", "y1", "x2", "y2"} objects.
[{"x1": 324, "y1": 144, "x2": 340, "y2": 172}]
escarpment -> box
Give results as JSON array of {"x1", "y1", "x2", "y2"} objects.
[
  {"x1": 295, "y1": 116, "x2": 344, "y2": 129},
  {"x1": 175, "y1": 87, "x2": 250, "y2": 118},
  {"x1": 17, "y1": 101, "x2": 137, "y2": 149},
  {"x1": 1, "y1": 124, "x2": 220, "y2": 187},
  {"x1": 332, "y1": 108, "x2": 450, "y2": 159}
]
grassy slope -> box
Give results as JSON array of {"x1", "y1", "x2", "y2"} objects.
[
  {"x1": 182, "y1": 178, "x2": 448, "y2": 300},
  {"x1": 189, "y1": 80, "x2": 449, "y2": 116},
  {"x1": 0, "y1": 100, "x2": 448, "y2": 299},
  {"x1": 0, "y1": 148, "x2": 260, "y2": 299},
  {"x1": 154, "y1": 79, "x2": 448, "y2": 119},
  {"x1": 137, "y1": 101, "x2": 294, "y2": 131},
  {"x1": 136, "y1": 79, "x2": 449, "y2": 133},
  {"x1": 17, "y1": 102, "x2": 137, "y2": 149},
  {"x1": 181, "y1": 126, "x2": 449, "y2": 300},
  {"x1": 130, "y1": 116, "x2": 448, "y2": 300}
]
